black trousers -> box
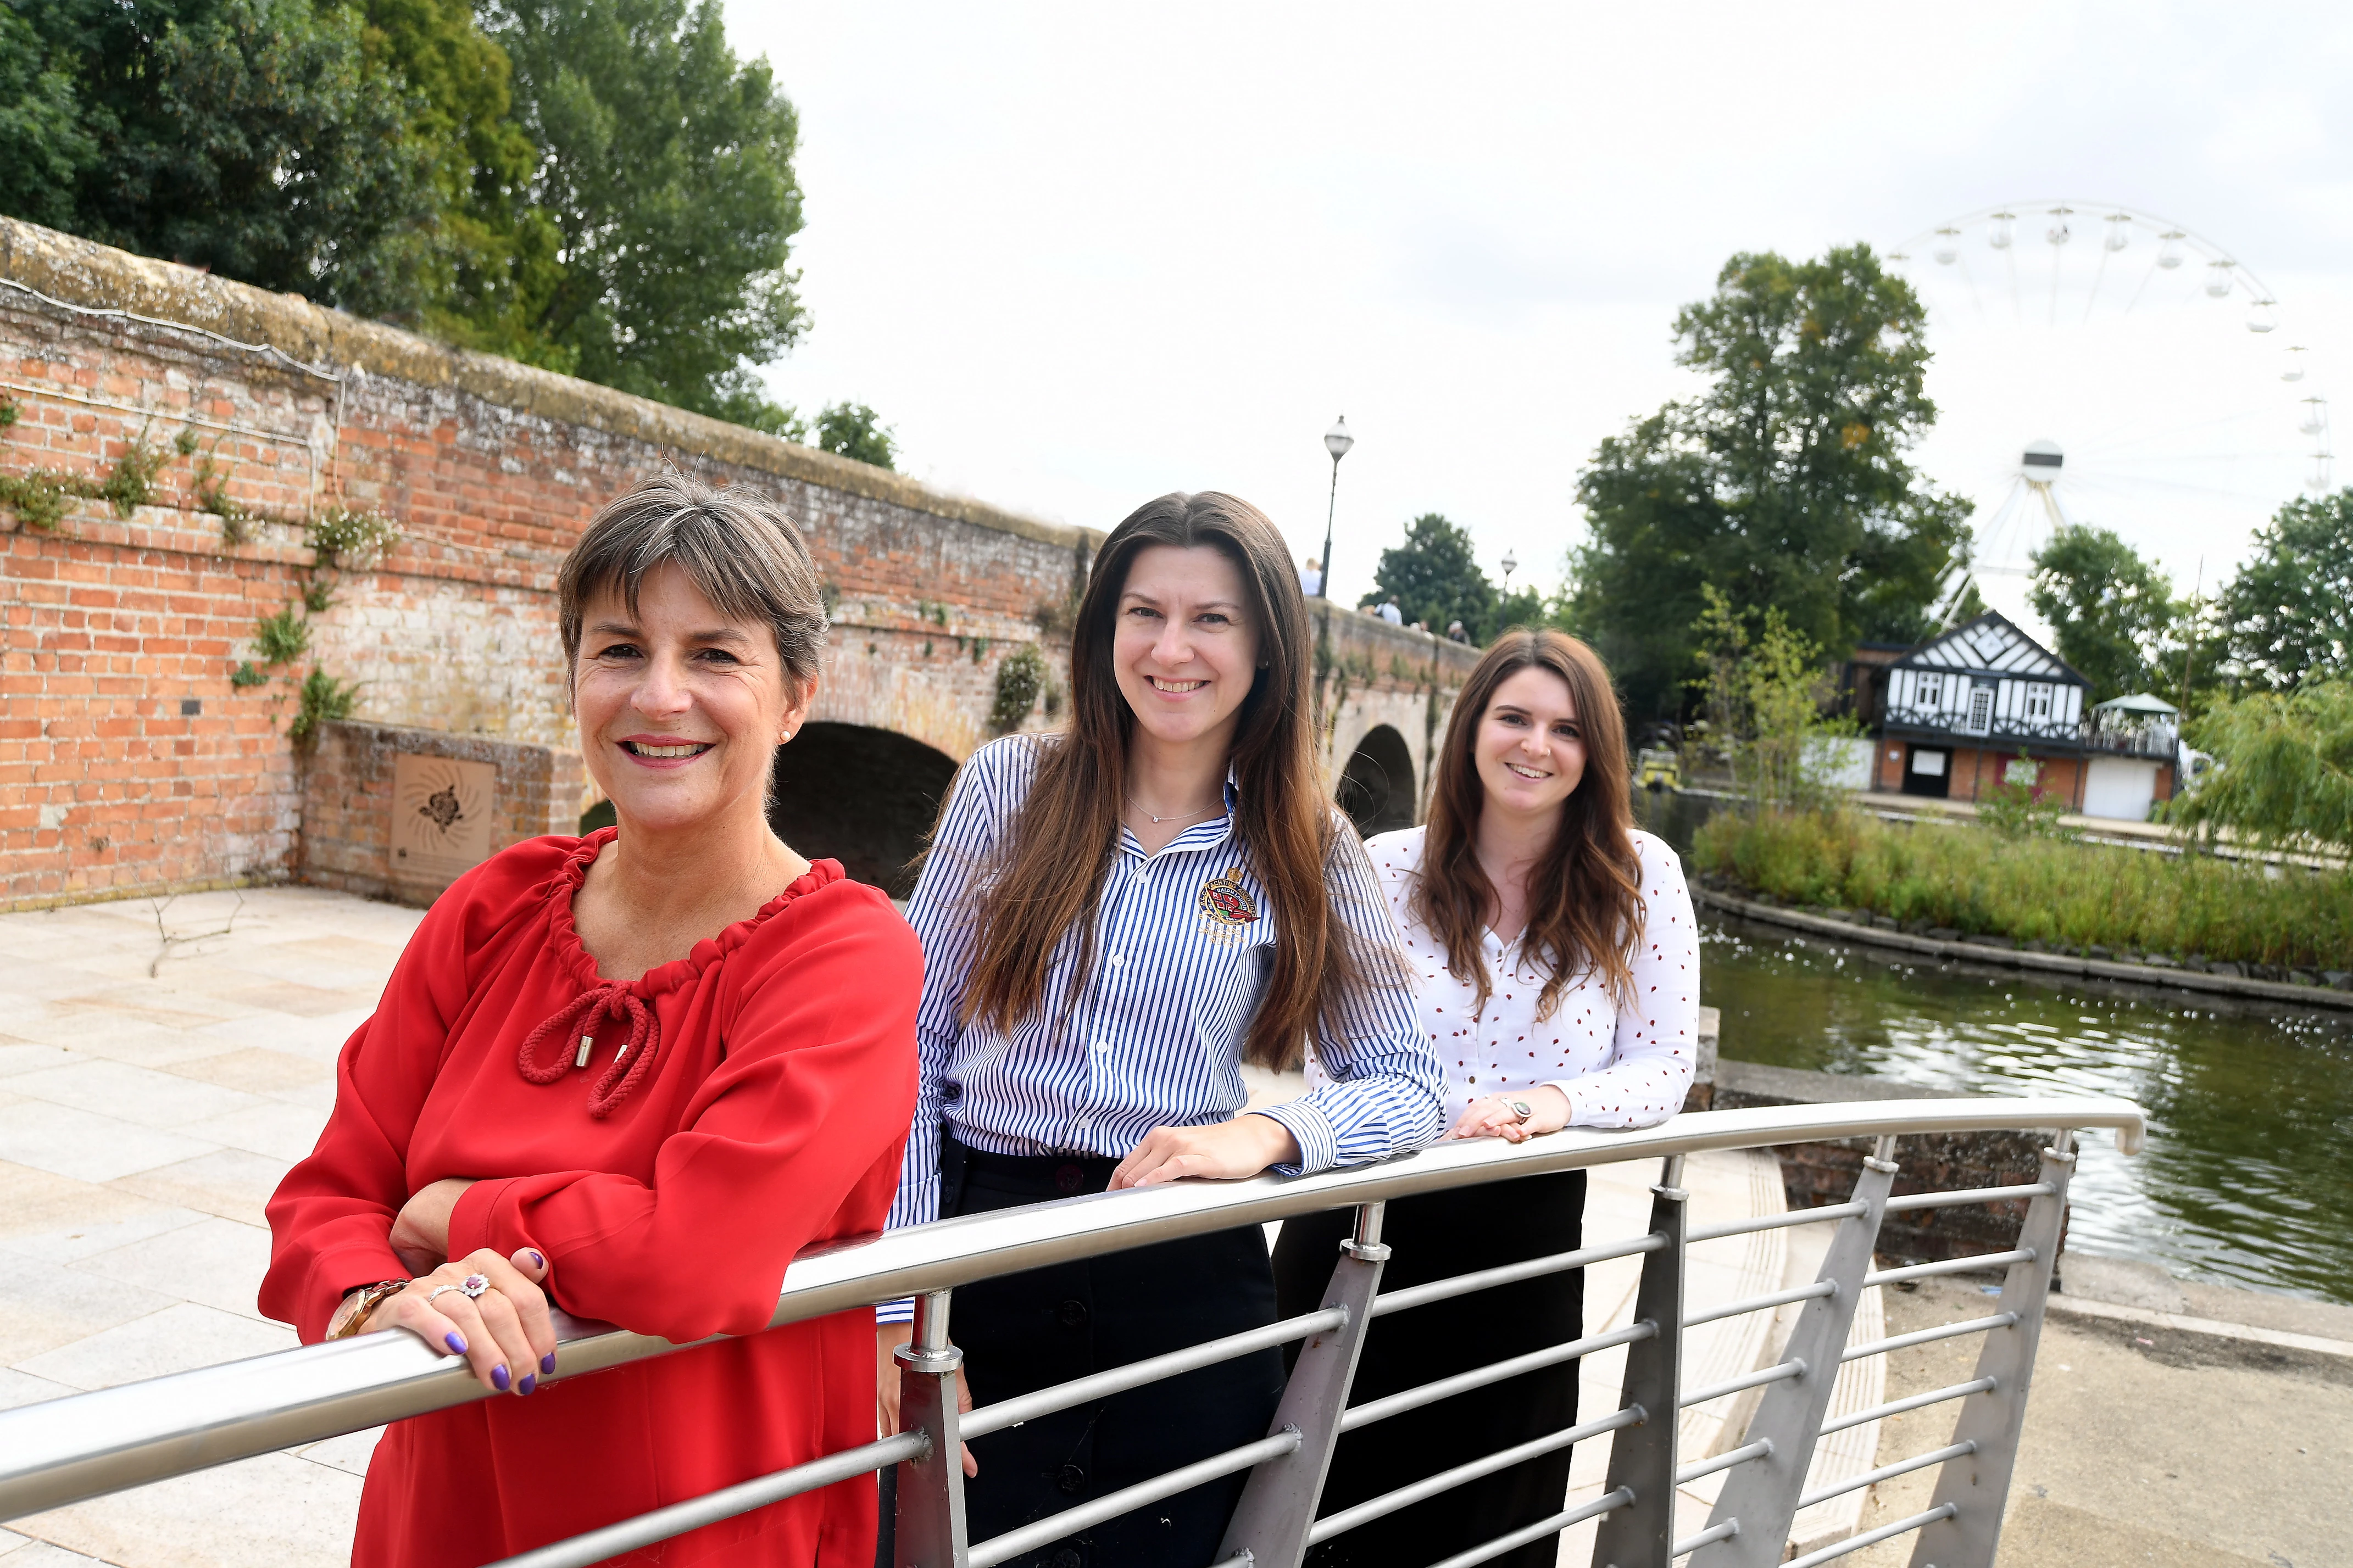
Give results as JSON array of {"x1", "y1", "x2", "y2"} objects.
[
  {"x1": 891, "y1": 1133, "x2": 1286, "y2": 1568},
  {"x1": 1272, "y1": 1170, "x2": 1587, "y2": 1568}
]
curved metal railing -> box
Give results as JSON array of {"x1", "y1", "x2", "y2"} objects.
[{"x1": 0, "y1": 1095, "x2": 2145, "y2": 1568}]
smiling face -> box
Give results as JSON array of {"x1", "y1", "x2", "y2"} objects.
[
  {"x1": 572, "y1": 563, "x2": 814, "y2": 835},
  {"x1": 1111, "y1": 543, "x2": 1263, "y2": 756},
  {"x1": 1473, "y1": 664, "x2": 1587, "y2": 821}
]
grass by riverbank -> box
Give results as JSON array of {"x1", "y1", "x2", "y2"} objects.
[{"x1": 1690, "y1": 806, "x2": 2353, "y2": 972}]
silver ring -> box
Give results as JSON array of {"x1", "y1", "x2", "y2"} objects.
[{"x1": 426, "y1": 1274, "x2": 495, "y2": 1307}]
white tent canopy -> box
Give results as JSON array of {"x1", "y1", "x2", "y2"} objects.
[{"x1": 2092, "y1": 692, "x2": 2179, "y2": 716}]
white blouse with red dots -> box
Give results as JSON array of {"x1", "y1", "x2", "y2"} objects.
[{"x1": 1306, "y1": 824, "x2": 1699, "y2": 1130}]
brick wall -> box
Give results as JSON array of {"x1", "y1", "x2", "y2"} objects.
[{"x1": 301, "y1": 720, "x2": 585, "y2": 903}]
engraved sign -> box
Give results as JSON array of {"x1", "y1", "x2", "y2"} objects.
[{"x1": 390, "y1": 754, "x2": 498, "y2": 886}]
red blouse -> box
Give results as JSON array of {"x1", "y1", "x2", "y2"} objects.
[{"x1": 261, "y1": 832, "x2": 920, "y2": 1567}]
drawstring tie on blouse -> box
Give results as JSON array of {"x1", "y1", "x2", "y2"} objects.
[{"x1": 518, "y1": 984, "x2": 660, "y2": 1119}]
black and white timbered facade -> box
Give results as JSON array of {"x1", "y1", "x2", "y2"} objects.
[{"x1": 1879, "y1": 612, "x2": 2090, "y2": 747}]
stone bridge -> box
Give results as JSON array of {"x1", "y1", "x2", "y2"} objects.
[{"x1": 0, "y1": 217, "x2": 1478, "y2": 908}]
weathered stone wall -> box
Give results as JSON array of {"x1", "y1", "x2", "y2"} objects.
[
  {"x1": 301, "y1": 719, "x2": 586, "y2": 903},
  {"x1": 0, "y1": 216, "x2": 1476, "y2": 911}
]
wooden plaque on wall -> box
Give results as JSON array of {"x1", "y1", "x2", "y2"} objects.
[{"x1": 390, "y1": 754, "x2": 499, "y2": 886}]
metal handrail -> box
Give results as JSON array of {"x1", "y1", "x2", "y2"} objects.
[
  {"x1": 0, "y1": 1096, "x2": 2140, "y2": 1522},
  {"x1": 0, "y1": 1095, "x2": 2144, "y2": 1568}
]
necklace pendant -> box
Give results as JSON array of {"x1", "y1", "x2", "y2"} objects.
[{"x1": 575, "y1": 1036, "x2": 593, "y2": 1069}]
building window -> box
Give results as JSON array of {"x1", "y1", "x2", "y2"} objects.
[
  {"x1": 2026, "y1": 683, "x2": 2051, "y2": 721},
  {"x1": 1916, "y1": 672, "x2": 1943, "y2": 710}
]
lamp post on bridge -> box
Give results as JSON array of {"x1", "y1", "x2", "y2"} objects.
[{"x1": 1317, "y1": 416, "x2": 1353, "y2": 600}]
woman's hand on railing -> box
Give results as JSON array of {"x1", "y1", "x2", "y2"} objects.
[
  {"x1": 1109, "y1": 1113, "x2": 1302, "y2": 1188},
  {"x1": 875, "y1": 1322, "x2": 978, "y2": 1476},
  {"x1": 371, "y1": 1248, "x2": 559, "y2": 1397},
  {"x1": 1447, "y1": 1087, "x2": 1570, "y2": 1143}
]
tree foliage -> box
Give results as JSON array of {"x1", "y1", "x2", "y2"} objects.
[
  {"x1": 1360, "y1": 514, "x2": 1502, "y2": 639},
  {"x1": 2027, "y1": 524, "x2": 2183, "y2": 701},
  {"x1": 1568, "y1": 245, "x2": 1972, "y2": 718},
  {"x1": 2173, "y1": 679, "x2": 2353, "y2": 859},
  {"x1": 2219, "y1": 488, "x2": 2353, "y2": 693},
  {"x1": 1690, "y1": 584, "x2": 1856, "y2": 809},
  {"x1": 811, "y1": 401, "x2": 898, "y2": 470},
  {"x1": 2, "y1": 0, "x2": 443, "y2": 319}
]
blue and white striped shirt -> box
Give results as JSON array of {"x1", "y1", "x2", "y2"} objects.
[{"x1": 884, "y1": 735, "x2": 1447, "y2": 1238}]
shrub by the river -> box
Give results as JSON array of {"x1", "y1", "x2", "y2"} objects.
[{"x1": 1691, "y1": 807, "x2": 2353, "y2": 970}]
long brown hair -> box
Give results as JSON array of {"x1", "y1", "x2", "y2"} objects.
[
  {"x1": 959, "y1": 492, "x2": 1387, "y2": 1070},
  {"x1": 1413, "y1": 630, "x2": 1644, "y2": 1019}
]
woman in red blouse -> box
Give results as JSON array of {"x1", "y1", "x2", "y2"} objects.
[{"x1": 262, "y1": 475, "x2": 920, "y2": 1567}]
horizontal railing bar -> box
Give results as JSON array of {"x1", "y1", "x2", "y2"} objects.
[
  {"x1": 1339, "y1": 1323, "x2": 1656, "y2": 1434},
  {"x1": 481, "y1": 1431, "x2": 926, "y2": 1568},
  {"x1": 1683, "y1": 1280, "x2": 1837, "y2": 1328},
  {"x1": 1308, "y1": 1406, "x2": 1645, "y2": 1544},
  {"x1": 1676, "y1": 1438, "x2": 1773, "y2": 1485},
  {"x1": 1843, "y1": 1312, "x2": 2017, "y2": 1363},
  {"x1": 1369, "y1": 1233, "x2": 1666, "y2": 1319},
  {"x1": 1882, "y1": 1182, "x2": 2054, "y2": 1213},
  {"x1": 1687, "y1": 1201, "x2": 1867, "y2": 1244},
  {"x1": 1863, "y1": 1249, "x2": 2032, "y2": 1288},
  {"x1": 0, "y1": 1096, "x2": 2144, "y2": 1524},
  {"x1": 1817, "y1": 1376, "x2": 1996, "y2": 1436},
  {"x1": 1421, "y1": 1487, "x2": 1633, "y2": 1568},
  {"x1": 1782, "y1": 1503, "x2": 1955, "y2": 1568},
  {"x1": 1672, "y1": 1518, "x2": 1740, "y2": 1555},
  {"x1": 1681, "y1": 1357, "x2": 1805, "y2": 1408},
  {"x1": 969, "y1": 1428, "x2": 1301, "y2": 1568},
  {"x1": 1797, "y1": 1440, "x2": 1977, "y2": 1510},
  {"x1": 961, "y1": 1308, "x2": 1343, "y2": 1439}
]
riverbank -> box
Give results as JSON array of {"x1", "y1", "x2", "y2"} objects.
[{"x1": 1689, "y1": 802, "x2": 2353, "y2": 975}]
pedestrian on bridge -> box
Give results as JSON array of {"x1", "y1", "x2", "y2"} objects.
[
  {"x1": 1275, "y1": 628, "x2": 1699, "y2": 1568},
  {"x1": 262, "y1": 475, "x2": 920, "y2": 1568},
  {"x1": 878, "y1": 490, "x2": 1447, "y2": 1568}
]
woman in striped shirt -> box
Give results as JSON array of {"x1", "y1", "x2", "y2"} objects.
[
  {"x1": 878, "y1": 490, "x2": 1446, "y2": 1568},
  {"x1": 1273, "y1": 628, "x2": 1698, "y2": 1568}
]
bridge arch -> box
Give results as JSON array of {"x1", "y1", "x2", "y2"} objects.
[
  {"x1": 1336, "y1": 723, "x2": 1417, "y2": 838},
  {"x1": 769, "y1": 722, "x2": 958, "y2": 897}
]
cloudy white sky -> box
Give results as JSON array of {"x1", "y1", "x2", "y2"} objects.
[{"x1": 728, "y1": 2, "x2": 2353, "y2": 635}]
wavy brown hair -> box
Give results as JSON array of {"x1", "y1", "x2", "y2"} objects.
[
  {"x1": 958, "y1": 492, "x2": 1393, "y2": 1070},
  {"x1": 1412, "y1": 630, "x2": 1644, "y2": 1020}
]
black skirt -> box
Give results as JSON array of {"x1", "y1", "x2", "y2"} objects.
[
  {"x1": 933, "y1": 1133, "x2": 1287, "y2": 1568},
  {"x1": 1271, "y1": 1169, "x2": 1588, "y2": 1568}
]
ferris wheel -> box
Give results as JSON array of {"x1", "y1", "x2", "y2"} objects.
[{"x1": 1882, "y1": 201, "x2": 2330, "y2": 630}]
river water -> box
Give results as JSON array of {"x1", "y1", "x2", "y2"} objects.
[{"x1": 1639, "y1": 793, "x2": 2353, "y2": 1305}]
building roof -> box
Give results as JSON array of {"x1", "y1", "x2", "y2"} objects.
[
  {"x1": 1892, "y1": 612, "x2": 2089, "y2": 687},
  {"x1": 2093, "y1": 692, "x2": 2179, "y2": 716}
]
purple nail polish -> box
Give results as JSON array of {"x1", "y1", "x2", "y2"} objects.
[
  {"x1": 444, "y1": 1331, "x2": 468, "y2": 1355},
  {"x1": 539, "y1": 1352, "x2": 557, "y2": 1375},
  {"x1": 492, "y1": 1364, "x2": 510, "y2": 1392},
  {"x1": 518, "y1": 1373, "x2": 536, "y2": 1396},
  {"x1": 527, "y1": 1250, "x2": 545, "y2": 1269}
]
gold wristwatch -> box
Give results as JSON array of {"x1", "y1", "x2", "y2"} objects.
[{"x1": 327, "y1": 1279, "x2": 410, "y2": 1340}]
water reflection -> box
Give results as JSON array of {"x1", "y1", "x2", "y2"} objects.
[{"x1": 1634, "y1": 786, "x2": 2353, "y2": 1303}]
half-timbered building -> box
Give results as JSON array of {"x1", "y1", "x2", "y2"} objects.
[{"x1": 1866, "y1": 612, "x2": 2176, "y2": 817}]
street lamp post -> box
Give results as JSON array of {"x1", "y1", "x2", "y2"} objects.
[
  {"x1": 1500, "y1": 549, "x2": 1518, "y2": 598},
  {"x1": 1317, "y1": 416, "x2": 1353, "y2": 599}
]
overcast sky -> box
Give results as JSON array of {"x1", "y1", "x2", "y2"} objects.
[{"x1": 727, "y1": 2, "x2": 2352, "y2": 635}]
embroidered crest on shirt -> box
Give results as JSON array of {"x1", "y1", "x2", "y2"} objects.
[{"x1": 1197, "y1": 867, "x2": 1259, "y2": 941}]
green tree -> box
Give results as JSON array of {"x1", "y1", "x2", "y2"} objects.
[
  {"x1": 2027, "y1": 525, "x2": 2182, "y2": 701},
  {"x1": 2218, "y1": 488, "x2": 2353, "y2": 692},
  {"x1": 811, "y1": 401, "x2": 897, "y2": 470},
  {"x1": 2, "y1": 0, "x2": 444, "y2": 319},
  {"x1": 1690, "y1": 584, "x2": 1856, "y2": 808},
  {"x1": 1359, "y1": 514, "x2": 1499, "y2": 637},
  {"x1": 1568, "y1": 245, "x2": 1972, "y2": 718},
  {"x1": 2172, "y1": 679, "x2": 2353, "y2": 858},
  {"x1": 483, "y1": 0, "x2": 807, "y2": 428}
]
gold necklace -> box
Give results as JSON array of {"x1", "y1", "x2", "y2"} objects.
[{"x1": 1127, "y1": 796, "x2": 1222, "y2": 825}]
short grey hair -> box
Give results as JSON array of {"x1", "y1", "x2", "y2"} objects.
[{"x1": 559, "y1": 473, "x2": 828, "y2": 695}]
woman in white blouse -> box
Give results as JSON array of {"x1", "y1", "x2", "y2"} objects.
[{"x1": 1273, "y1": 628, "x2": 1698, "y2": 1568}]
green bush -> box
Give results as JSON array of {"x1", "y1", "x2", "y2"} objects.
[
  {"x1": 1692, "y1": 806, "x2": 2353, "y2": 968},
  {"x1": 990, "y1": 643, "x2": 1049, "y2": 731},
  {"x1": 289, "y1": 666, "x2": 360, "y2": 744}
]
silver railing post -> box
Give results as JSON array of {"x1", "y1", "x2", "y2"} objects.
[
  {"x1": 1693, "y1": 1135, "x2": 1899, "y2": 1566},
  {"x1": 1907, "y1": 1130, "x2": 2078, "y2": 1568},
  {"x1": 1592, "y1": 1156, "x2": 1688, "y2": 1568},
  {"x1": 1217, "y1": 1201, "x2": 1389, "y2": 1568},
  {"x1": 895, "y1": 1290, "x2": 969, "y2": 1568}
]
